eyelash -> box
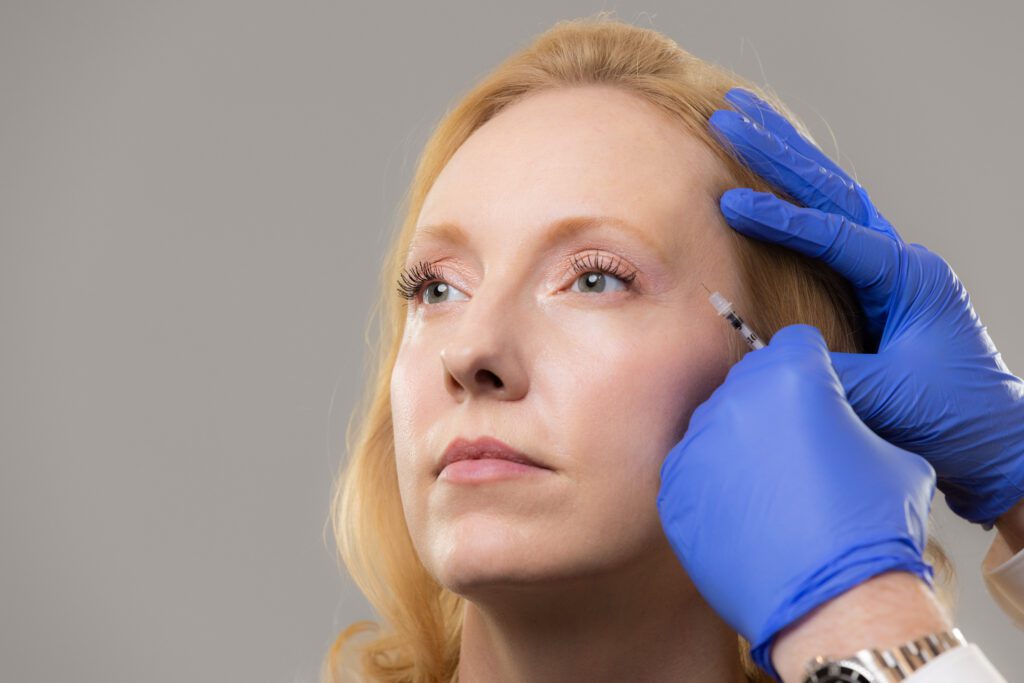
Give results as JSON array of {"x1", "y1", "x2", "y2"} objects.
[{"x1": 395, "y1": 250, "x2": 639, "y2": 302}]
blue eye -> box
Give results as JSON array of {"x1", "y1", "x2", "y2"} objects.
[
  {"x1": 569, "y1": 251, "x2": 637, "y2": 294},
  {"x1": 396, "y1": 260, "x2": 469, "y2": 304},
  {"x1": 419, "y1": 280, "x2": 469, "y2": 305},
  {"x1": 396, "y1": 251, "x2": 638, "y2": 305},
  {"x1": 572, "y1": 271, "x2": 627, "y2": 293}
]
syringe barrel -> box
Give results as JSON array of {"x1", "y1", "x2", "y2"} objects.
[{"x1": 706, "y1": 289, "x2": 765, "y2": 351}]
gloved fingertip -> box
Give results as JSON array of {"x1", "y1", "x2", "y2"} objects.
[
  {"x1": 724, "y1": 87, "x2": 763, "y2": 109},
  {"x1": 769, "y1": 323, "x2": 825, "y2": 348},
  {"x1": 720, "y1": 187, "x2": 754, "y2": 220},
  {"x1": 709, "y1": 108, "x2": 738, "y2": 130},
  {"x1": 723, "y1": 86, "x2": 747, "y2": 104},
  {"x1": 709, "y1": 110, "x2": 751, "y2": 151}
]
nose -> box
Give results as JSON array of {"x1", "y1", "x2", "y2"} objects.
[{"x1": 439, "y1": 293, "x2": 528, "y2": 402}]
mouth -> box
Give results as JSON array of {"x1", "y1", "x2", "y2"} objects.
[
  {"x1": 436, "y1": 435, "x2": 549, "y2": 476},
  {"x1": 439, "y1": 457, "x2": 551, "y2": 484}
]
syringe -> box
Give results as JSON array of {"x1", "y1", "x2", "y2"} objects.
[{"x1": 701, "y1": 283, "x2": 765, "y2": 351}]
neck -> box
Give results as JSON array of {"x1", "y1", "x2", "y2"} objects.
[{"x1": 454, "y1": 540, "x2": 748, "y2": 683}]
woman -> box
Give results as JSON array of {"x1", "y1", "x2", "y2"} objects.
[{"x1": 325, "y1": 13, "x2": 1023, "y2": 682}]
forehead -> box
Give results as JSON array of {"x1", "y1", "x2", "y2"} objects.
[{"x1": 414, "y1": 85, "x2": 730, "y2": 262}]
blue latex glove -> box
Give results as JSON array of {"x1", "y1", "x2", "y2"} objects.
[
  {"x1": 657, "y1": 323, "x2": 937, "y2": 681},
  {"x1": 707, "y1": 87, "x2": 1024, "y2": 529}
]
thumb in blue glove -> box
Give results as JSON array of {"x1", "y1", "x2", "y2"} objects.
[
  {"x1": 657, "y1": 323, "x2": 937, "y2": 681},
  {"x1": 708, "y1": 87, "x2": 1024, "y2": 529}
]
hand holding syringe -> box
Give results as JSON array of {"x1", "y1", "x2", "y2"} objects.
[{"x1": 707, "y1": 86, "x2": 1024, "y2": 530}]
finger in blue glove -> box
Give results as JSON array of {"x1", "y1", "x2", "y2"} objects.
[
  {"x1": 658, "y1": 323, "x2": 937, "y2": 680},
  {"x1": 706, "y1": 88, "x2": 1024, "y2": 529}
]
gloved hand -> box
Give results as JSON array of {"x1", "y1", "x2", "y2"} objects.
[
  {"x1": 657, "y1": 323, "x2": 937, "y2": 681},
  {"x1": 707, "y1": 87, "x2": 1024, "y2": 529}
]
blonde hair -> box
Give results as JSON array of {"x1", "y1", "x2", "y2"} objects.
[{"x1": 323, "y1": 12, "x2": 957, "y2": 682}]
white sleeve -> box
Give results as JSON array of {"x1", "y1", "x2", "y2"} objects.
[
  {"x1": 981, "y1": 528, "x2": 1024, "y2": 628},
  {"x1": 898, "y1": 528, "x2": 1024, "y2": 683},
  {"x1": 901, "y1": 643, "x2": 1006, "y2": 682}
]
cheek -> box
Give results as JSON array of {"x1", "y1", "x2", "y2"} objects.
[
  {"x1": 390, "y1": 345, "x2": 441, "y2": 558},
  {"x1": 389, "y1": 328, "x2": 460, "y2": 517},
  {"x1": 550, "y1": 314, "x2": 730, "y2": 482},
  {"x1": 390, "y1": 330, "x2": 442, "y2": 445},
  {"x1": 389, "y1": 351, "x2": 414, "y2": 456},
  {"x1": 528, "y1": 316, "x2": 729, "y2": 559},
  {"x1": 639, "y1": 322, "x2": 731, "y2": 441},
  {"x1": 390, "y1": 345, "x2": 433, "y2": 495}
]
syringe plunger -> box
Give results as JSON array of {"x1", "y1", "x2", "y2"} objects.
[{"x1": 703, "y1": 287, "x2": 765, "y2": 351}]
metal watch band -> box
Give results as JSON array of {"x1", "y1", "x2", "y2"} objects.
[{"x1": 803, "y1": 627, "x2": 967, "y2": 682}]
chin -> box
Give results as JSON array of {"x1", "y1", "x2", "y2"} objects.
[
  {"x1": 430, "y1": 538, "x2": 573, "y2": 591},
  {"x1": 441, "y1": 568, "x2": 539, "y2": 597}
]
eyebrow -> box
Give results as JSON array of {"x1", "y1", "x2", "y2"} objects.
[{"x1": 406, "y1": 215, "x2": 670, "y2": 264}]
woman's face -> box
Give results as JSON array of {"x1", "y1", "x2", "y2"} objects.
[{"x1": 391, "y1": 85, "x2": 742, "y2": 597}]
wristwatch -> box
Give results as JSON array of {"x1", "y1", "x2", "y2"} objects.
[{"x1": 800, "y1": 628, "x2": 967, "y2": 682}]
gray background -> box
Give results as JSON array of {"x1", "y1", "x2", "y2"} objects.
[{"x1": 2, "y1": 1, "x2": 1022, "y2": 681}]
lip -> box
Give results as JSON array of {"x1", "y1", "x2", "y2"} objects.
[{"x1": 436, "y1": 435, "x2": 549, "y2": 476}]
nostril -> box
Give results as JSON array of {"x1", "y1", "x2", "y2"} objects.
[{"x1": 475, "y1": 368, "x2": 503, "y2": 389}]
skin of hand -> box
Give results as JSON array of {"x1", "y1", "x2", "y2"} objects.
[
  {"x1": 657, "y1": 323, "x2": 940, "y2": 681},
  {"x1": 771, "y1": 569, "x2": 953, "y2": 683},
  {"x1": 708, "y1": 87, "x2": 1024, "y2": 530}
]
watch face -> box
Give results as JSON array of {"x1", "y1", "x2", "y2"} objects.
[{"x1": 804, "y1": 661, "x2": 874, "y2": 683}]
